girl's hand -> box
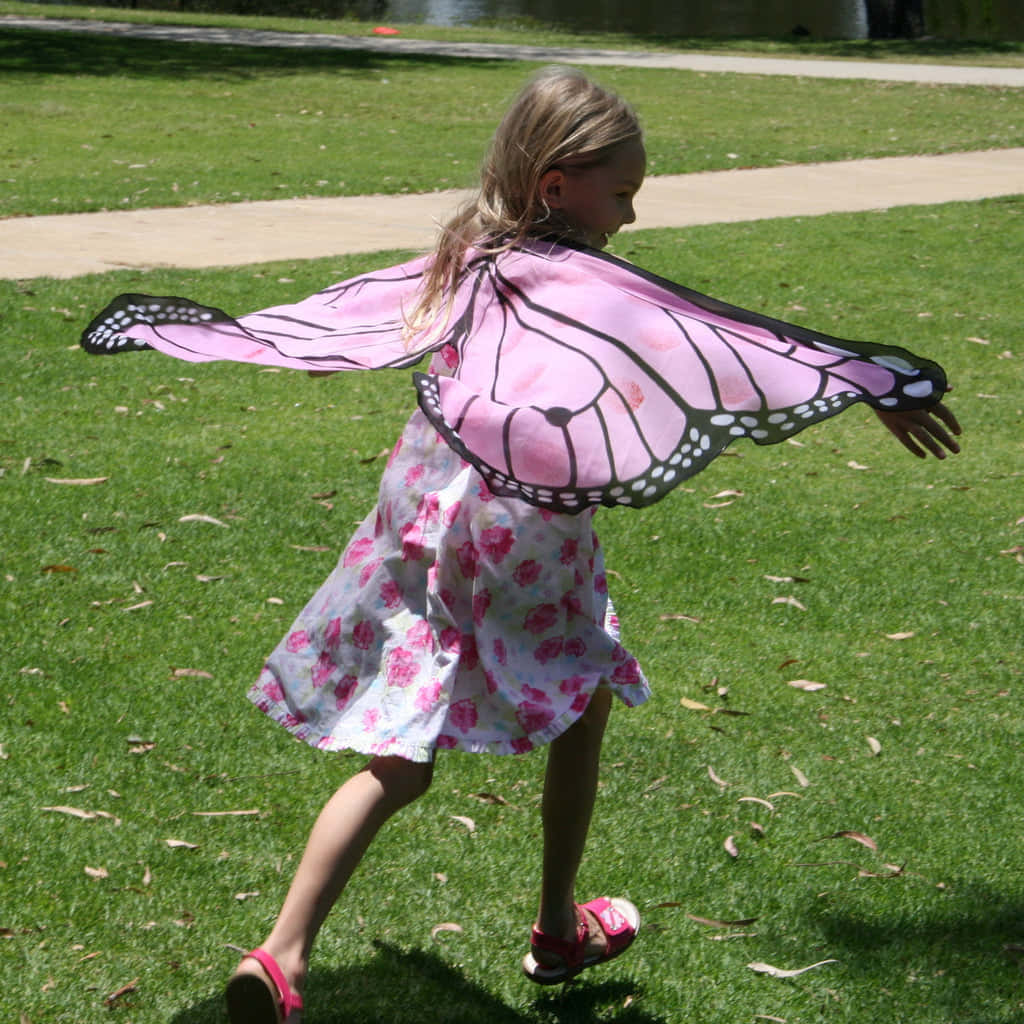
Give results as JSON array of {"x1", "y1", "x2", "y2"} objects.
[{"x1": 874, "y1": 401, "x2": 962, "y2": 459}]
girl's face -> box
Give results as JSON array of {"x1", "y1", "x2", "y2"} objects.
[{"x1": 539, "y1": 137, "x2": 646, "y2": 249}]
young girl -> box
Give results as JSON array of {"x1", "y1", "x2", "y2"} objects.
[{"x1": 81, "y1": 68, "x2": 960, "y2": 1024}]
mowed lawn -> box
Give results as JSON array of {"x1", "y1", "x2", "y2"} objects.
[{"x1": 1, "y1": 16, "x2": 1022, "y2": 1024}]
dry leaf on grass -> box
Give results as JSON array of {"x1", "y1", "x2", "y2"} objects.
[
  {"x1": 885, "y1": 631, "x2": 915, "y2": 640},
  {"x1": 430, "y1": 922, "x2": 463, "y2": 940},
  {"x1": 172, "y1": 668, "x2": 213, "y2": 679},
  {"x1": 819, "y1": 830, "x2": 878, "y2": 851},
  {"x1": 724, "y1": 835, "x2": 739, "y2": 858},
  {"x1": 84, "y1": 865, "x2": 109, "y2": 879},
  {"x1": 165, "y1": 839, "x2": 199, "y2": 850},
  {"x1": 787, "y1": 680, "x2": 826, "y2": 692},
  {"x1": 790, "y1": 765, "x2": 810, "y2": 788},
  {"x1": 45, "y1": 477, "x2": 109, "y2": 486},
  {"x1": 687, "y1": 913, "x2": 759, "y2": 928},
  {"x1": 707, "y1": 765, "x2": 729, "y2": 789},
  {"x1": 866, "y1": 736, "x2": 882, "y2": 756},
  {"x1": 738, "y1": 796, "x2": 775, "y2": 812},
  {"x1": 772, "y1": 596, "x2": 807, "y2": 611},
  {"x1": 178, "y1": 514, "x2": 228, "y2": 527},
  {"x1": 748, "y1": 959, "x2": 837, "y2": 978},
  {"x1": 450, "y1": 815, "x2": 476, "y2": 833}
]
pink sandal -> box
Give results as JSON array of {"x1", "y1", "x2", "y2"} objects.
[
  {"x1": 226, "y1": 948, "x2": 304, "y2": 1024},
  {"x1": 522, "y1": 897, "x2": 640, "y2": 985}
]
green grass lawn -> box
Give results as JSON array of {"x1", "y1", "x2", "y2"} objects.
[
  {"x1": 2, "y1": 21, "x2": 1023, "y2": 217},
  {"x1": 2, "y1": 194, "x2": 1022, "y2": 1022}
]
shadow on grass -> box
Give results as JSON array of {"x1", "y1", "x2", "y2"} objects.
[
  {"x1": 170, "y1": 940, "x2": 666, "y2": 1024},
  {"x1": 0, "y1": 25, "x2": 506, "y2": 78},
  {"x1": 811, "y1": 883, "x2": 1024, "y2": 1024}
]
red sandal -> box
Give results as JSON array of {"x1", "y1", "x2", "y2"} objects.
[
  {"x1": 522, "y1": 896, "x2": 640, "y2": 985},
  {"x1": 226, "y1": 948, "x2": 304, "y2": 1024}
]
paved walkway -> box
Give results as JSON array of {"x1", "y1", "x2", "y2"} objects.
[
  {"x1": 3, "y1": 17, "x2": 1023, "y2": 278},
  {"x1": 6, "y1": 15, "x2": 1024, "y2": 87},
  {"x1": 4, "y1": 149, "x2": 1022, "y2": 279}
]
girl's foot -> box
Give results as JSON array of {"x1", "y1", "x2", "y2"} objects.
[
  {"x1": 522, "y1": 897, "x2": 640, "y2": 985},
  {"x1": 226, "y1": 948, "x2": 304, "y2": 1024}
]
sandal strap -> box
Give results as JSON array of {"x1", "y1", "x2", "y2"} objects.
[
  {"x1": 529, "y1": 905, "x2": 588, "y2": 969},
  {"x1": 244, "y1": 948, "x2": 304, "y2": 1016},
  {"x1": 579, "y1": 897, "x2": 635, "y2": 958}
]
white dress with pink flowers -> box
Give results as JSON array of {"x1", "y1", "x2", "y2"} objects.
[{"x1": 249, "y1": 354, "x2": 650, "y2": 763}]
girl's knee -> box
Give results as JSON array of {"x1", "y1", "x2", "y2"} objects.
[{"x1": 368, "y1": 755, "x2": 434, "y2": 808}]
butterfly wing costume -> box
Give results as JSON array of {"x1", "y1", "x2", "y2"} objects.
[
  {"x1": 82, "y1": 239, "x2": 946, "y2": 515},
  {"x1": 80, "y1": 240, "x2": 949, "y2": 761}
]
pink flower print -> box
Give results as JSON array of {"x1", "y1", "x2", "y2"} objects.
[
  {"x1": 439, "y1": 627, "x2": 461, "y2": 654},
  {"x1": 493, "y1": 637, "x2": 508, "y2": 665},
  {"x1": 334, "y1": 673, "x2": 358, "y2": 709},
  {"x1": 400, "y1": 523, "x2": 425, "y2": 563},
  {"x1": 612, "y1": 658, "x2": 641, "y2": 686},
  {"x1": 440, "y1": 343, "x2": 459, "y2": 369},
  {"x1": 513, "y1": 560, "x2": 542, "y2": 587},
  {"x1": 363, "y1": 708, "x2": 380, "y2": 731},
  {"x1": 262, "y1": 678, "x2": 285, "y2": 702},
  {"x1": 311, "y1": 652, "x2": 335, "y2": 688},
  {"x1": 416, "y1": 493, "x2": 440, "y2": 529},
  {"x1": 352, "y1": 620, "x2": 375, "y2": 650},
  {"x1": 456, "y1": 541, "x2": 479, "y2": 579},
  {"x1": 571, "y1": 693, "x2": 590, "y2": 713},
  {"x1": 404, "y1": 463, "x2": 425, "y2": 487},
  {"x1": 565, "y1": 637, "x2": 586, "y2": 658},
  {"x1": 539, "y1": 509, "x2": 554, "y2": 522},
  {"x1": 472, "y1": 589, "x2": 491, "y2": 627},
  {"x1": 524, "y1": 603, "x2": 559, "y2": 635},
  {"x1": 380, "y1": 578, "x2": 402, "y2": 609},
  {"x1": 442, "y1": 500, "x2": 462, "y2": 529},
  {"x1": 534, "y1": 636, "x2": 565, "y2": 664},
  {"x1": 343, "y1": 536, "x2": 374, "y2": 567},
  {"x1": 560, "y1": 591, "x2": 583, "y2": 618},
  {"x1": 484, "y1": 668, "x2": 499, "y2": 695},
  {"x1": 521, "y1": 684, "x2": 551, "y2": 704},
  {"x1": 511, "y1": 737, "x2": 534, "y2": 754},
  {"x1": 477, "y1": 480, "x2": 494, "y2": 502},
  {"x1": 449, "y1": 698, "x2": 479, "y2": 734},
  {"x1": 460, "y1": 634, "x2": 479, "y2": 671},
  {"x1": 386, "y1": 438, "x2": 403, "y2": 468},
  {"x1": 386, "y1": 647, "x2": 420, "y2": 688},
  {"x1": 415, "y1": 680, "x2": 442, "y2": 713},
  {"x1": 611, "y1": 642, "x2": 628, "y2": 663},
  {"x1": 436, "y1": 734, "x2": 458, "y2": 750},
  {"x1": 594, "y1": 573, "x2": 608, "y2": 595},
  {"x1": 286, "y1": 629, "x2": 311, "y2": 653},
  {"x1": 405, "y1": 619, "x2": 433, "y2": 650},
  {"x1": 559, "y1": 675, "x2": 585, "y2": 695},
  {"x1": 479, "y1": 525, "x2": 514, "y2": 564},
  {"x1": 439, "y1": 587, "x2": 457, "y2": 609},
  {"x1": 607, "y1": 611, "x2": 620, "y2": 632},
  {"x1": 516, "y1": 701, "x2": 555, "y2": 735},
  {"x1": 324, "y1": 617, "x2": 342, "y2": 650},
  {"x1": 359, "y1": 557, "x2": 383, "y2": 588},
  {"x1": 559, "y1": 538, "x2": 579, "y2": 566}
]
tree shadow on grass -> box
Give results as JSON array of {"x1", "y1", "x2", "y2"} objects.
[
  {"x1": 170, "y1": 940, "x2": 668, "y2": 1024},
  {"x1": 0, "y1": 25, "x2": 505, "y2": 79},
  {"x1": 810, "y1": 882, "x2": 1024, "y2": 1024}
]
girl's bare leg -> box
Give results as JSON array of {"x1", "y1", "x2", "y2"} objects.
[
  {"x1": 534, "y1": 687, "x2": 613, "y2": 956},
  {"x1": 232, "y1": 755, "x2": 433, "y2": 997}
]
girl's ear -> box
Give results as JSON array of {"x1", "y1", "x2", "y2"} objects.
[{"x1": 538, "y1": 168, "x2": 567, "y2": 209}]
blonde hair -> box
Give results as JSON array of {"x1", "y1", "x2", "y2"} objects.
[{"x1": 408, "y1": 67, "x2": 641, "y2": 340}]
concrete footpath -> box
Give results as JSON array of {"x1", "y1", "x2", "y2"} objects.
[
  {"x1": 4, "y1": 149, "x2": 1022, "y2": 279},
  {"x1": 2, "y1": 17, "x2": 1023, "y2": 279},
  {"x1": 6, "y1": 15, "x2": 1024, "y2": 87}
]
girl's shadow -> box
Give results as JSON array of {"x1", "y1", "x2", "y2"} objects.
[{"x1": 171, "y1": 940, "x2": 667, "y2": 1024}]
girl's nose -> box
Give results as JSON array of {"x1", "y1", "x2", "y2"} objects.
[{"x1": 623, "y1": 202, "x2": 636, "y2": 225}]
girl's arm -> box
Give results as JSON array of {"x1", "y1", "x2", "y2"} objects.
[{"x1": 874, "y1": 400, "x2": 962, "y2": 459}]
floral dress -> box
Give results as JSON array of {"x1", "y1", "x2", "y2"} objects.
[{"x1": 250, "y1": 355, "x2": 651, "y2": 764}]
